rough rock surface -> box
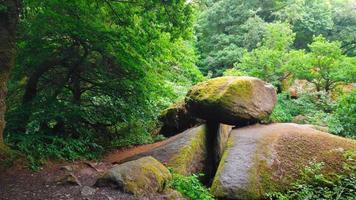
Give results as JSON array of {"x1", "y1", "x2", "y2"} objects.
[
  {"x1": 159, "y1": 100, "x2": 200, "y2": 137},
  {"x1": 121, "y1": 124, "x2": 232, "y2": 176},
  {"x1": 287, "y1": 79, "x2": 316, "y2": 98},
  {"x1": 186, "y1": 76, "x2": 277, "y2": 125},
  {"x1": 211, "y1": 123, "x2": 356, "y2": 200},
  {"x1": 96, "y1": 156, "x2": 171, "y2": 196}
]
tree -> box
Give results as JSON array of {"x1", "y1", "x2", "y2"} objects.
[
  {"x1": 195, "y1": 0, "x2": 281, "y2": 76},
  {"x1": 329, "y1": 0, "x2": 356, "y2": 56},
  {"x1": 0, "y1": 0, "x2": 20, "y2": 154},
  {"x1": 291, "y1": 35, "x2": 355, "y2": 93},
  {"x1": 196, "y1": 0, "x2": 356, "y2": 77},
  {"x1": 234, "y1": 22, "x2": 296, "y2": 91},
  {"x1": 275, "y1": 0, "x2": 334, "y2": 49},
  {"x1": 5, "y1": 0, "x2": 202, "y2": 161}
]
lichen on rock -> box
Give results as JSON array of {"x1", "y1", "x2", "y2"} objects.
[
  {"x1": 95, "y1": 156, "x2": 171, "y2": 196},
  {"x1": 167, "y1": 125, "x2": 207, "y2": 175},
  {"x1": 120, "y1": 123, "x2": 233, "y2": 178},
  {"x1": 185, "y1": 76, "x2": 277, "y2": 125},
  {"x1": 158, "y1": 100, "x2": 200, "y2": 137},
  {"x1": 211, "y1": 123, "x2": 356, "y2": 200}
]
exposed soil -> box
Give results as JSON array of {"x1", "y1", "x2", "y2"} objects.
[
  {"x1": 117, "y1": 126, "x2": 201, "y2": 165},
  {"x1": 0, "y1": 136, "x2": 181, "y2": 200},
  {"x1": 103, "y1": 133, "x2": 181, "y2": 164}
]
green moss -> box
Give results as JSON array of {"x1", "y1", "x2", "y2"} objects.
[
  {"x1": 247, "y1": 134, "x2": 281, "y2": 198},
  {"x1": 125, "y1": 161, "x2": 171, "y2": 195},
  {"x1": 167, "y1": 126, "x2": 207, "y2": 175},
  {"x1": 159, "y1": 100, "x2": 185, "y2": 118},
  {"x1": 0, "y1": 143, "x2": 10, "y2": 155},
  {"x1": 210, "y1": 137, "x2": 234, "y2": 197},
  {"x1": 251, "y1": 130, "x2": 356, "y2": 198},
  {"x1": 187, "y1": 76, "x2": 235, "y2": 104},
  {"x1": 219, "y1": 77, "x2": 253, "y2": 107},
  {"x1": 187, "y1": 76, "x2": 255, "y2": 112},
  {"x1": 212, "y1": 124, "x2": 356, "y2": 199},
  {"x1": 101, "y1": 156, "x2": 171, "y2": 196}
]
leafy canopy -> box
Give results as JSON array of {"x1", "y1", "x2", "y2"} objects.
[{"x1": 5, "y1": 0, "x2": 203, "y2": 166}]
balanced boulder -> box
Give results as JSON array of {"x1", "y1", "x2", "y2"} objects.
[
  {"x1": 185, "y1": 76, "x2": 277, "y2": 125},
  {"x1": 95, "y1": 156, "x2": 171, "y2": 196},
  {"x1": 211, "y1": 123, "x2": 356, "y2": 200}
]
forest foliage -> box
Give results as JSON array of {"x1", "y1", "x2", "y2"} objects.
[
  {"x1": 2, "y1": 0, "x2": 355, "y2": 170},
  {"x1": 197, "y1": 0, "x2": 355, "y2": 140},
  {"x1": 4, "y1": 0, "x2": 203, "y2": 167},
  {"x1": 196, "y1": 0, "x2": 356, "y2": 76}
]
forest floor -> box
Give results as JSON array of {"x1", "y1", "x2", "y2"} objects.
[{"x1": 0, "y1": 134, "x2": 181, "y2": 200}]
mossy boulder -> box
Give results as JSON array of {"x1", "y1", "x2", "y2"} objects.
[
  {"x1": 122, "y1": 124, "x2": 232, "y2": 176},
  {"x1": 211, "y1": 123, "x2": 356, "y2": 200},
  {"x1": 159, "y1": 100, "x2": 200, "y2": 137},
  {"x1": 95, "y1": 156, "x2": 171, "y2": 196},
  {"x1": 185, "y1": 76, "x2": 277, "y2": 125}
]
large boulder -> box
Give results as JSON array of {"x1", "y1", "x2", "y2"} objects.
[
  {"x1": 159, "y1": 100, "x2": 200, "y2": 137},
  {"x1": 95, "y1": 156, "x2": 171, "y2": 196},
  {"x1": 185, "y1": 76, "x2": 277, "y2": 125},
  {"x1": 121, "y1": 124, "x2": 232, "y2": 177},
  {"x1": 211, "y1": 123, "x2": 356, "y2": 200}
]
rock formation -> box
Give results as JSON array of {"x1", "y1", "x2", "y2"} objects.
[
  {"x1": 96, "y1": 156, "x2": 171, "y2": 196},
  {"x1": 211, "y1": 123, "x2": 356, "y2": 199},
  {"x1": 186, "y1": 76, "x2": 277, "y2": 125}
]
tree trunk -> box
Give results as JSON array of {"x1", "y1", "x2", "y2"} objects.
[
  {"x1": 0, "y1": 0, "x2": 20, "y2": 153},
  {"x1": 22, "y1": 58, "x2": 63, "y2": 104},
  {"x1": 72, "y1": 69, "x2": 82, "y2": 105}
]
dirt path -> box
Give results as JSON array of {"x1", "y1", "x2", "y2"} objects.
[
  {"x1": 103, "y1": 134, "x2": 181, "y2": 163},
  {"x1": 0, "y1": 136, "x2": 177, "y2": 200}
]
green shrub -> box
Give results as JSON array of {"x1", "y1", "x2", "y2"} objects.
[
  {"x1": 269, "y1": 94, "x2": 293, "y2": 122},
  {"x1": 329, "y1": 89, "x2": 356, "y2": 138},
  {"x1": 109, "y1": 121, "x2": 155, "y2": 148},
  {"x1": 170, "y1": 171, "x2": 214, "y2": 200},
  {"x1": 4, "y1": 0, "x2": 203, "y2": 170},
  {"x1": 7, "y1": 133, "x2": 103, "y2": 171},
  {"x1": 270, "y1": 91, "x2": 355, "y2": 138},
  {"x1": 269, "y1": 92, "x2": 321, "y2": 123},
  {"x1": 267, "y1": 152, "x2": 356, "y2": 200}
]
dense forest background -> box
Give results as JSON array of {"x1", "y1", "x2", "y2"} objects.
[{"x1": 1, "y1": 0, "x2": 355, "y2": 170}]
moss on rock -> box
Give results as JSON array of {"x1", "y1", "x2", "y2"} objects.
[
  {"x1": 159, "y1": 100, "x2": 200, "y2": 137},
  {"x1": 210, "y1": 138, "x2": 234, "y2": 197},
  {"x1": 167, "y1": 125, "x2": 207, "y2": 175},
  {"x1": 211, "y1": 123, "x2": 356, "y2": 199},
  {"x1": 95, "y1": 156, "x2": 171, "y2": 196},
  {"x1": 186, "y1": 76, "x2": 277, "y2": 125},
  {"x1": 120, "y1": 123, "x2": 233, "y2": 180}
]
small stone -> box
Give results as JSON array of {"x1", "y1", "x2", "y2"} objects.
[
  {"x1": 81, "y1": 186, "x2": 96, "y2": 196},
  {"x1": 60, "y1": 165, "x2": 74, "y2": 172},
  {"x1": 56, "y1": 172, "x2": 81, "y2": 186}
]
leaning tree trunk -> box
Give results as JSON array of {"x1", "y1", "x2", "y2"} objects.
[{"x1": 0, "y1": 0, "x2": 20, "y2": 154}]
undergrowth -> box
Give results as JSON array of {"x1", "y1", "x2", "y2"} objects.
[
  {"x1": 6, "y1": 133, "x2": 103, "y2": 171},
  {"x1": 5, "y1": 116, "x2": 166, "y2": 170},
  {"x1": 270, "y1": 90, "x2": 355, "y2": 138},
  {"x1": 169, "y1": 169, "x2": 214, "y2": 200},
  {"x1": 267, "y1": 151, "x2": 356, "y2": 200}
]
